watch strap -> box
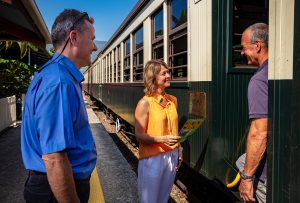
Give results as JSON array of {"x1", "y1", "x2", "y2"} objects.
[{"x1": 240, "y1": 170, "x2": 253, "y2": 180}]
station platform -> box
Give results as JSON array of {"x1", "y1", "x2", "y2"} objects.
[{"x1": 0, "y1": 97, "x2": 138, "y2": 202}]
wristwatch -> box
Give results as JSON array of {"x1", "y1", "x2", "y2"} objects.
[{"x1": 240, "y1": 170, "x2": 253, "y2": 180}]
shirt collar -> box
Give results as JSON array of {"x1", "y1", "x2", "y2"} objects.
[
  {"x1": 256, "y1": 59, "x2": 268, "y2": 73},
  {"x1": 53, "y1": 52, "x2": 84, "y2": 83}
]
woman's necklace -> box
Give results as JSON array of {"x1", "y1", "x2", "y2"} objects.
[{"x1": 159, "y1": 94, "x2": 168, "y2": 107}]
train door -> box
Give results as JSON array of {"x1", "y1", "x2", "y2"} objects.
[
  {"x1": 210, "y1": 0, "x2": 268, "y2": 185},
  {"x1": 268, "y1": 0, "x2": 300, "y2": 202}
]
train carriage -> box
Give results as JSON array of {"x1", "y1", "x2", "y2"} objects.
[{"x1": 83, "y1": 0, "x2": 299, "y2": 202}]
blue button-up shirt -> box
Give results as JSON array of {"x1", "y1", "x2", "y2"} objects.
[{"x1": 21, "y1": 52, "x2": 97, "y2": 180}]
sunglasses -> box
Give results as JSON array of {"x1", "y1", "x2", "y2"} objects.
[
  {"x1": 61, "y1": 12, "x2": 90, "y2": 52},
  {"x1": 38, "y1": 12, "x2": 90, "y2": 72},
  {"x1": 70, "y1": 12, "x2": 89, "y2": 31}
]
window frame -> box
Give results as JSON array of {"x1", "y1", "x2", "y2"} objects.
[
  {"x1": 133, "y1": 25, "x2": 144, "y2": 82},
  {"x1": 109, "y1": 53, "x2": 113, "y2": 82},
  {"x1": 168, "y1": 0, "x2": 188, "y2": 81},
  {"x1": 123, "y1": 37, "x2": 131, "y2": 82},
  {"x1": 152, "y1": 6, "x2": 164, "y2": 60},
  {"x1": 113, "y1": 48, "x2": 117, "y2": 82},
  {"x1": 105, "y1": 56, "x2": 108, "y2": 83},
  {"x1": 117, "y1": 45, "x2": 121, "y2": 82},
  {"x1": 226, "y1": 0, "x2": 269, "y2": 74}
]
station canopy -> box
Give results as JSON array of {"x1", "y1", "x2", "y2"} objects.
[{"x1": 0, "y1": 0, "x2": 51, "y2": 65}]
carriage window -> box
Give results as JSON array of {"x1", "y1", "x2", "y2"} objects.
[
  {"x1": 152, "y1": 7, "x2": 164, "y2": 60},
  {"x1": 133, "y1": 26, "x2": 144, "y2": 82},
  {"x1": 124, "y1": 37, "x2": 130, "y2": 82},
  {"x1": 169, "y1": 0, "x2": 187, "y2": 80},
  {"x1": 114, "y1": 49, "x2": 117, "y2": 82},
  {"x1": 171, "y1": 0, "x2": 187, "y2": 29},
  {"x1": 153, "y1": 7, "x2": 163, "y2": 39},
  {"x1": 230, "y1": 0, "x2": 268, "y2": 71},
  {"x1": 109, "y1": 53, "x2": 112, "y2": 82},
  {"x1": 104, "y1": 56, "x2": 108, "y2": 83},
  {"x1": 117, "y1": 45, "x2": 121, "y2": 82},
  {"x1": 153, "y1": 43, "x2": 164, "y2": 60},
  {"x1": 100, "y1": 63, "x2": 102, "y2": 83},
  {"x1": 135, "y1": 26, "x2": 143, "y2": 50}
]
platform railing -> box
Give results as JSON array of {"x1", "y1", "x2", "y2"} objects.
[{"x1": 0, "y1": 95, "x2": 16, "y2": 132}]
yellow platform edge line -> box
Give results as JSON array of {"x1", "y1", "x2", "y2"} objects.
[{"x1": 89, "y1": 168, "x2": 105, "y2": 203}]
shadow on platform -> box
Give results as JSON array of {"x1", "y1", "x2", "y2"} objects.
[{"x1": 0, "y1": 125, "x2": 27, "y2": 202}]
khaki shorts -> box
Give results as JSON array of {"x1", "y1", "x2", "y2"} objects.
[{"x1": 236, "y1": 153, "x2": 266, "y2": 203}]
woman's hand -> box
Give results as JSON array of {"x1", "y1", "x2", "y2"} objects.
[{"x1": 161, "y1": 135, "x2": 181, "y2": 145}]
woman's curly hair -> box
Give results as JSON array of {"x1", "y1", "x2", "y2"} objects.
[{"x1": 143, "y1": 59, "x2": 169, "y2": 95}]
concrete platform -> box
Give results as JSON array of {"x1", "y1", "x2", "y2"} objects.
[
  {"x1": 0, "y1": 125, "x2": 26, "y2": 203},
  {"x1": 0, "y1": 97, "x2": 138, "y2": 203},
  {"x1": 86, "y1": 100, "x2": 138, "y2": 203}
]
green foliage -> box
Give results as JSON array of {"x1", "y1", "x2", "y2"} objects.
[
  {"x1": 49, "y1": 47, "x2": 55, "y2": 56},
  {"x1": 17, "y1": 42, "x2": 28, "y2": 59},
  {"x1": 1, "y1": 41, "x2": 38, "y2": 59},
  {"x1": 0, "y1": 41, "x2": 38, "y2": 98},
  {"x1": 0, "y1": 58, "x2": 37, "y2": 98},
  {"x1": 0, "y1": 41, "x2": 40, "y2": 119},
  {"x1": 5, "y1": 41, "x2": 13, "y2": 51}
]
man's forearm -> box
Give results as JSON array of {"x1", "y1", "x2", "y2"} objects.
[
  {"x1": 244, "y1": 118, "x2": 268, "y2": 176},
  {"x1": 42, "y1": 152, "x2": 80, "y2": 203}
]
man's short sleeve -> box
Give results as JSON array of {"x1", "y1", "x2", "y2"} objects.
[
  {"x1": 248, "y1": 78, "x2": 268, "y2": 119},
  {"x1": 34, "y1": 82, "x2": 78, "y2": 154}
]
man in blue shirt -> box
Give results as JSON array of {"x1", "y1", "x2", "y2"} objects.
[
  {"x1": 21, "y1": 9, "x2": 97, "y2": 203},
  {"x1": 237, "y1": 23, "x2": 268, "y2": 203}
]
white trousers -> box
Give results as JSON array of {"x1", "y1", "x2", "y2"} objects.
[{"x1": 138, "y1": 148, "x2": 179, "y2": 203}]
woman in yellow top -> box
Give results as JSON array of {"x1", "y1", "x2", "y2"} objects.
[{"x1": 135, "y1": 60, "x2": 183, "y2": 203}]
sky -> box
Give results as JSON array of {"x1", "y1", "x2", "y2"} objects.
[{"x1": 35, "y1": 0, "x2": 139, "y2": 42}]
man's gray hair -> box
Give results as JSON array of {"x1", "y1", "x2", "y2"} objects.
[{"x1": 247, "y1": 23, "x2": 269, "y2": 48}]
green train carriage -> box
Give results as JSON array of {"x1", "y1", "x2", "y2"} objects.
[{"x1": 83, "y1": 0, "x2": 300, "y2": 202}]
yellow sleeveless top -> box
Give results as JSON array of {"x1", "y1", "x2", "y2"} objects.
[{"x1": 139, "y1": 93, "x2": 179, "y2": 160}]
